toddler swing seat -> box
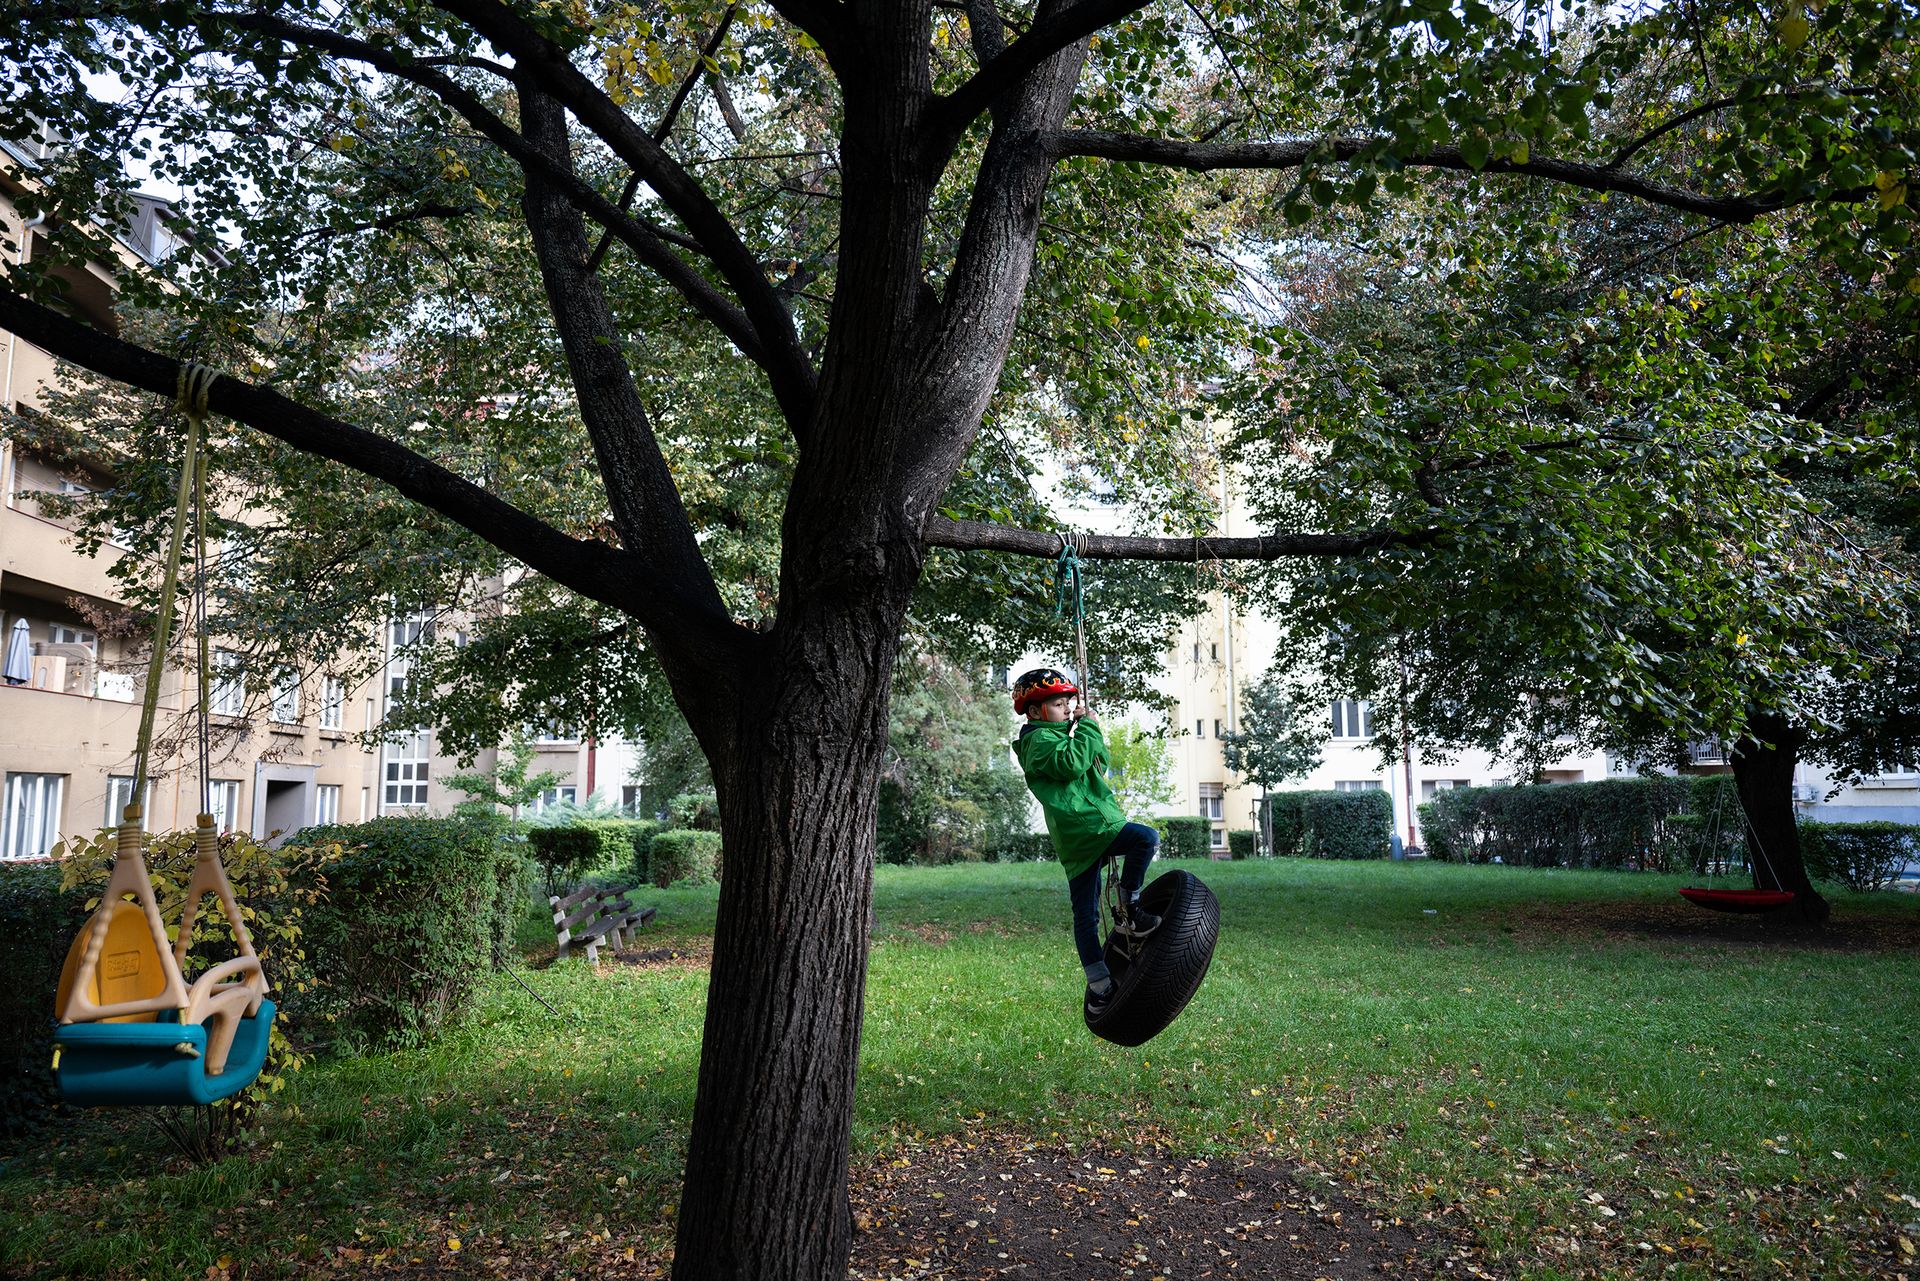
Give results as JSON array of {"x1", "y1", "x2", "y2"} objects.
[{"x1": 53, "y1": 816, "x2": 275, "y2": 1107}]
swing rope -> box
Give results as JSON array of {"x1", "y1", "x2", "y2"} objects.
[
  {"x1": 126, "y1": 365, "x2": 215, "y2": 812},
  {"x1": 1054, "y1": 533, "x2": 1091, "y2": 716}
]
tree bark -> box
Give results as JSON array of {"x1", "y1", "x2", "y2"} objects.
[
  {"x1": 668, "y1": 535, "x2": 918, "y2": 1280},
  {"x1": 1729, "y1": 711, "x2": 1828, "y2": 922}
]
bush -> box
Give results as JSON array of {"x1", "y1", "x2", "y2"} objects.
[
  {"x1": 1003, "y1": 831, "x2": 1054, "y2": 862},
  {"x1": 651, "y1": 830, "x2": 722, "y2": 887},
  {"x1": 1415, "y1": 777, "x2": 1699, "y2": 869},
  {"x1": 1261, "y1": 791, "x2": 1392, "y2": 859},
  {"x1": 290, "y1": 817, "x2": 507, "y2": 1051},
  {"x1": 1162, "y1": 816, "x2": 1210, "y2": 860},
  {"x1": 487, "y1": 832, "x2": 537, "y2": 969},
  {"x1": 1228, "y1": 828, "x2": 1256, "y2": 860},
  {"x1": 1301, "y1": 790, "x2": 1393, "y2": 860},
  {"x1": 0, "y1": 861, "x2": 85, "y2": 1134},
  {"x1": 667, "y1": 791, "x2": 720, "y2": 831},
  {"x1": 1801, "y1": 820, "x2": 1918, "y2": 892}
]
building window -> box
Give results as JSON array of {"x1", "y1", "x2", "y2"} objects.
[
  {"x1": 1195, "y1": 719, "x2": 1205, "y2": 738},
  {"x1": 319, "y1": 677, "x2": 344, "y2": 729},
  {"x1": 1191, "y1": 642, "x2": 1201, "y2": 662},
  {"x1": 210, "y1": 650, "x2": 244, "y2": 716},
  {"x1": 1330, "y1": 699, "x2": 1374, "y2": 740},
  {"x1": 530, "y1": 721, "x2": 577, "y2": 744},
  {"x1": 1198, "y1": 783, "x2": 1224, "y2": 821},
  {"x1": 315, "y1": 784, "x2": 341, "y2": 826},
  {"x1": 1334, "y1": 779, "x2": 1384, "y2": 792},
  {"x1": 383, "y1": 731, "x2": 431, "y2": 809},
  {"x1": 1420, "y1": 779, "x2": 1472, "y2": 801},
  {"x1": 209, "y1": 780, "x2": 242, "y2": 834},
  {"x1": 1214, "y1": 718, "x2": 1226, "y2": 739},
  {"x1": 4, "y1": 773, "x2": 65, "y2": 858},
  {"x1": 364, "y1": 697, "x2": 377, "y2": 732},
  {"x1": 270, "y1": 667, "x2": 300, "y2": 724},
  {"x1": 49, "y1": 624, "x2": 96, "y2": 652},
  {"x1": 360, "y1": 787, "x2": 371, "y2": 821},
  {"x1": 621, "y1": 785, "x2": 645, "y2": 816},
  {"x1": 105, "y1": 776, "x2": 154, "y2": 828},
  {"x1": 1210, "y1": 642, "x2": 1219, "y2": 661},
  {"x1": 521, "y1": 786, "x2": 578, "y2": 819}
]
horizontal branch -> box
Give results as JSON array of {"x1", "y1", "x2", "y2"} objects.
[
  {"x1": 923, "y1": 515, "x2": 1441, "y2": 559},
  {"x1": 1050, "y1": 130, "x2": 1847, "y2": 223},
  {"x1": 0, "y1": 287, "x2": 738, "y2": 643}
]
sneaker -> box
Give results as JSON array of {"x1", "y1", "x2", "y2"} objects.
[
  {"x1": 1084, "y1": 981, "x2": 1116, "y2": 1019},
  {"x1": 1114, "y1": 899, "x2": 1162, "y2": 939}
]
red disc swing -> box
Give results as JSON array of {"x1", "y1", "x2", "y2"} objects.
[{"x1": 1677, "y1": 776, "x2": 1796, "y2": 914}]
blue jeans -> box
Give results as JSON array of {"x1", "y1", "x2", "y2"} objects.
[{"x1": 1067, "y1": 822, "x2": 1159, "y2": 970}]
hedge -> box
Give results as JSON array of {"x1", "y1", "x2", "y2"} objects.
[
  {"x1": 1262, "y1": 790, "x2": 1393, "y2": 859},
  {"x1": 1004, "y1": 831, "x2": 1053, "y2": 862},
  {"x1": 1419, "y1": 776, "x2": 1704, "y2": 869},
  {"x1": 0, "y1": 862, "x2": 85, "y2": 1134},
  {"x1": 1228, "y1": 828, "x2": 1256, "y2": 860},
  {"x1": 291, "y1": 817, "x2": 522, "y2": 1050},
  {"x1": 1801, "y1": 820, "x2": 1918, "y2": 892},
  {"x1": 1162, "y1": 816, "x2": 1211, "y2": 860},
  {"x1": 526, "y1": 819, "x2": 658, "y2": 895},
  {"x1": 651, "y1": 830, "x2": 722, "y2": 887}
]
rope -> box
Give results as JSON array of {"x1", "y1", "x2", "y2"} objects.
[
  {"x1": 1054, "y1": 533, "x2": 1091, "y2": 716},
  {"x1": 127, "y1": 365, "x2": 216, "y2": 811}
]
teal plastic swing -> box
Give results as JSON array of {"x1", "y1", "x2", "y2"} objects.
[{"x1": 50, "y1": 366, "x2": 276, "y2": 1108}]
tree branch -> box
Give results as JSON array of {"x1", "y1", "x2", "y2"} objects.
[
  {"x1": 585, "y1": 4, "x2": 738, "y2": 274},
  {"x1": 520, "y1": 88, "x2": 731, "y2": 624},
  {"x1": 0, "y1": 286, "x2": 739, "y2": 641},
  {"x1": 923, "y1": 516, "x2": 1443, "y2": 559},
  {"x1": 219, "y1": 13, "x2": 780, "y2": 383},
  {"x1": 933, "y1": 0, "x2": 1151, "y2": 135},
  {"x1": 429, "y1": 0, "x2": 818, "y2": 431},
  {"x1": 1050, "y1": 130, "x2": 1866, "y2": 223}
]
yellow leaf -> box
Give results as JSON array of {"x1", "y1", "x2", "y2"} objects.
[
  {"x1": 1136, "y1": 335, "x2": 1152, "y2": 350},
  {"x1": 1778, "y1": 8, "x2": 1811, "y2": 49},
  {"x1": 447, "y1": 1237, "x2": 461, "y2": 1252}
]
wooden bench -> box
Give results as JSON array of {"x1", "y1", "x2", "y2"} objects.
[{"x1": 550, "y1": 886, "x2": 658, "y2": 963}]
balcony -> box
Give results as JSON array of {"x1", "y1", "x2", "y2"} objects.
[{"x1": 1, "y1": 502, "x2": 129, "y2": 605}]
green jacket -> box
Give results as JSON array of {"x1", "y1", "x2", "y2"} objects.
[{"x1": 1014, "y1": 720, "x2": 1128, "y2": 878}]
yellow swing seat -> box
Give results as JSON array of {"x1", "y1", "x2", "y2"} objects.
[{"x1": 53, "y1": 813, "x2": 274, "y2": 1107}]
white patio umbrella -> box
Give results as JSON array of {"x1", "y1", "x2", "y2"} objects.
[{"x1": 3, "y1": 617, "x2": 31, "y2": 685}]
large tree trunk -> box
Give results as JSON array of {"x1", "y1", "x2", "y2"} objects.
[{"x1": 1729, "y1": 711, "x2": 1828, "y2": 922}]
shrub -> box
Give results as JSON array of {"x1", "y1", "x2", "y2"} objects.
[
  {"x1": 527, "y1": 820, "x2": 659, "y2": 895},
  {"x1": 1162, "y1": 816, "x2": 1211, "y2": 860},
  {"x1": 1003, "y1": 831, "x2": 1053, "y2": 862},
  {"x1": 667, "y1": 791, "x2": 720, "y2": 831},
  {"x1": 1301, "y1": 790, "x2": 1393, "y2": 860},
  {"x1": 1261, "y1": 791, "x2": 1392, "y2": 859},
  {"x1": 0, "y1": 861, "x2": 85, "y2": 1134},
  {"x1": 487, "y1": 832, "x2": 537, "y2": 969},
  {"x1": 1263, "y1": 793, "x2": 1309, "y2": 859},
  {"x1": 1228, "y1": 828, "x2": 1256, "y2": 860},
  {"x1": 290, "y1": 817, "x2": 505, "y2": 1051},
  {"x1": 1800, "y1": 820, "x2": 1918, "y2": 892},
  {"x1": 651, "y1": 830, "x2": 722, "y2": 887},
  {"x1": 1415, "y1": 777, "x2": 1699, "y2": 869}
]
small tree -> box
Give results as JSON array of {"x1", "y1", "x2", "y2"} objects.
[
  {"x1": 443, "y1": 732, "x2": 562, "y2": 819},
  {"x1": 1105, "y1": 720, "x2": 1176, "y2": 816},
  {"x1": 1222, "y1": 672, "x2": 1323, "y2": 850}
]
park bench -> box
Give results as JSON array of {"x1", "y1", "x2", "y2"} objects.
[{"x1": 550, "y1": 886, "x2": 658, "y2": 963}]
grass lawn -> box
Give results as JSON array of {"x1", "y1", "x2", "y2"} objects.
[{"x1": 3, "y1": 857, "x2": 1917, "y2": 1279}]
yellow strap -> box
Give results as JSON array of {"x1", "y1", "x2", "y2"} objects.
[{"x1": 129, "y1": 365, "x2": 217, "y2": 804}]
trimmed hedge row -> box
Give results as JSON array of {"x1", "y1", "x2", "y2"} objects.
[
  {"x1": 292, "y1": 817, "x2": 531, "y2": 1051},
  {"x1": 526, "y1": 819, "x2": 660, "y2": 895},
  {"x1": 1801, "y1": 820, "x2": 1918, "y2": 892},
  {"x1": 1162, "y1": 816, "x2": 1211, "y2": 860},
  {"x1": 1263, "y1": 790, "x2": 1393, "y2": 860},
  {"x1": 0, "y1": 862, "x2": 86, "y2": 1134},
  {"x1": 1418, "y1": 776, "x2": 1738, "y2": 870},
  {"x1": 1228, "y1": 829, "x2": 1256, "y2": 860},
  {"x1": 650, "y1": 830, "x2": 722, "y2": 887}
]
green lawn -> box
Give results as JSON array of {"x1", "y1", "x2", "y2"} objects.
[{"x1": 4, "y1": 858, "x2": 1916, "y2": 1279}]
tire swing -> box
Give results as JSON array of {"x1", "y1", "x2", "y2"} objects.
[
  {"x1": 52, "y1": 366, "x2": 276, "y2": 1107},
  {"x1": 1052, "y1": 536, "x2": 1221, "y2": 1046}
]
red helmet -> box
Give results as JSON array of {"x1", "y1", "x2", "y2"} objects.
[{"x1": 1012, "y1": 667, "x2": 1079, "y2": 715}]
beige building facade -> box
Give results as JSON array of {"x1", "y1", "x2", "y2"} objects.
[{"x1": 0, "y1": 166, "x2": 610, "y2": 859}]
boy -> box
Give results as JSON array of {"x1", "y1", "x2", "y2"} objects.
[{"x1": 1011, "y1": 667, "x2": 1162, "y2": 1019}]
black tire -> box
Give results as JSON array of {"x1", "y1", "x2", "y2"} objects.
[{"x1": 1085, "y1": 869, "x2": 1219, "y2": 1047}]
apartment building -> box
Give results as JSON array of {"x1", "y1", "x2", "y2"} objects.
[{"x1": 0, "y1": 162, "x2": 608, "y2": 858}]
